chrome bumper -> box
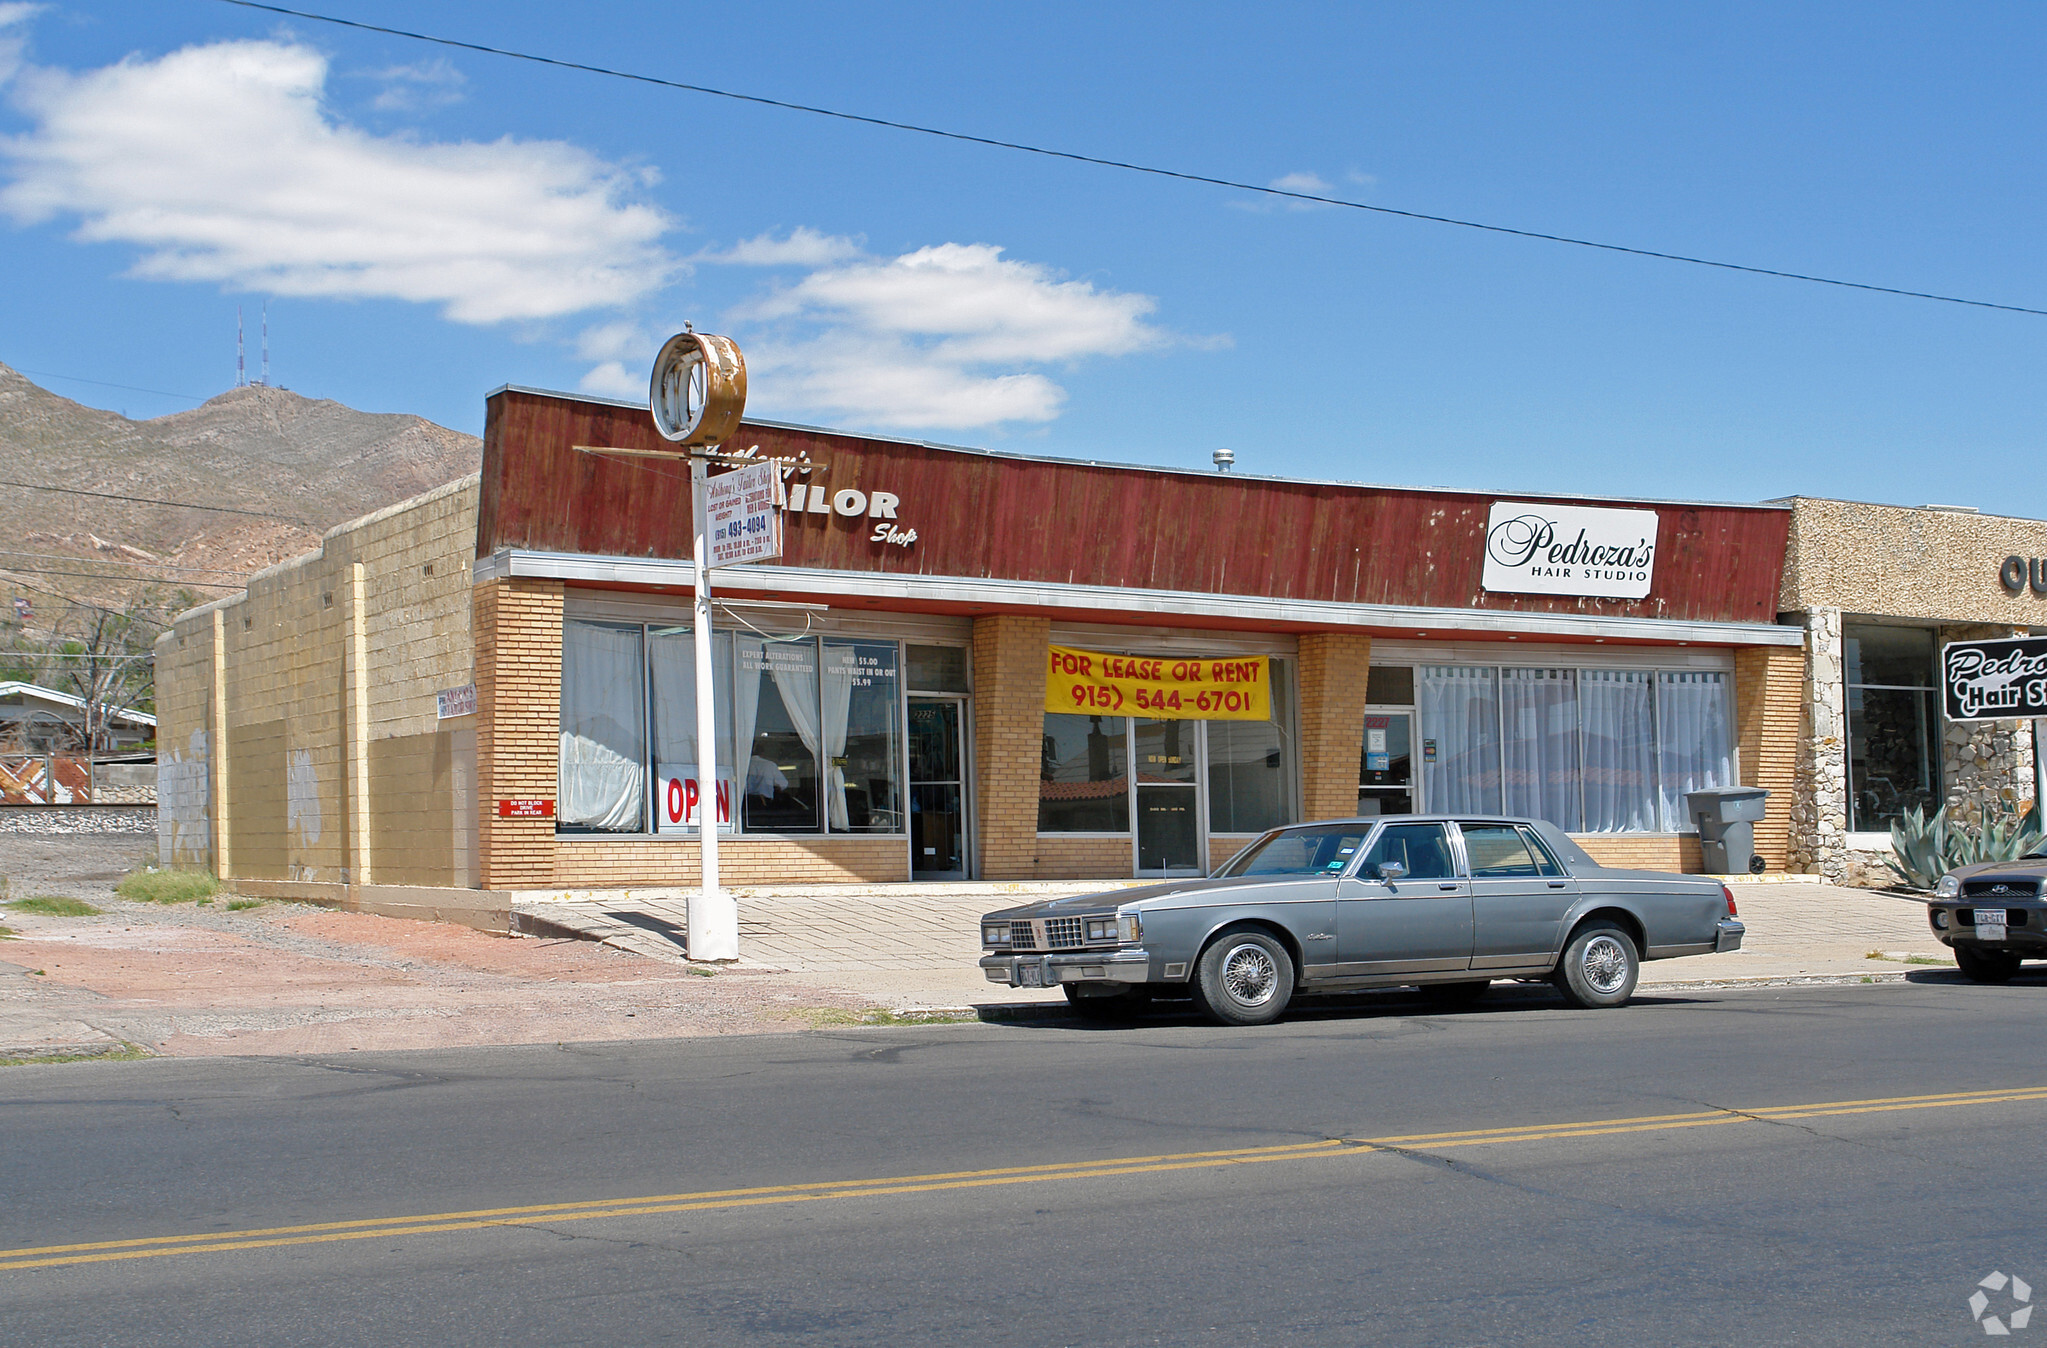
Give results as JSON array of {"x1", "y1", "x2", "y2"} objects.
[
  {"x1": 1715, "y1": 918, "x2": 1745, "y2": 953},
  {"x1": 979, "y1": 949, "x2": 1152, "y2": 988}
]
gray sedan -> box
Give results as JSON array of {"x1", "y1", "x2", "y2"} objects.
[{"x1": 979, "y1": 815, "x2": 1745, "y2": 1025}]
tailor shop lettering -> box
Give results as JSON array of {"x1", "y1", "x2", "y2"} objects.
[
  {"x1": 782, "y1": 478, "x2": 917, "y2": 548},
  {"x1": 1045, "y1": 645, "x2": 1272, "y2": 721}
]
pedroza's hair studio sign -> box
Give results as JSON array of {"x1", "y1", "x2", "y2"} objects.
[{"x1": 1481, "y1": 501, "x2": 1659, "y2": 600}]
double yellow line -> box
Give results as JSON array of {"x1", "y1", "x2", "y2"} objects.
[{"x1": 6, "y1": 1084, "x2": 2043, "y2": 1273}]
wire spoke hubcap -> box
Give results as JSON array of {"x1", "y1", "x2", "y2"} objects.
[
  {"x1": 1582, "y1": 935, "x2": 1630, "y2": 994},
  {"x1": 1220, "y1": 943, "x2": 1279, "y2": 1006}
]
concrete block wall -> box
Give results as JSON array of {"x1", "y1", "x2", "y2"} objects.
[
  {"x1": 1297, "y1": 633, "x2": 1373, "y2": 821},
  {"x1": 156, "y1": 475, "x2": 480, "y2": 884},
  {"x1": 153, "y1": 613, "x2": 217, "y2": 867},
  {"x1": 972, "y1": 614, "x2": 1052, "y2": 880}
]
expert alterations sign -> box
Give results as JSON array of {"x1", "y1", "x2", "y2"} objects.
[{"x1": 1045, "y1": 646, "x2": 1271, "y2": 720}]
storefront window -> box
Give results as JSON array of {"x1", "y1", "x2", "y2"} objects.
[
  {"x1": 1580, "y1": 669, "x2": 1658, "y2": 832},
  {"x1": 649, "y1": 627, "x2": 735, "y2": 831},
  {"x1": 1502, "y1": 669, "x2": 1581, "y2": 832},
  {"x1": 825, "y1": 641, "x2": 903, "y2": 832},
  {"x1": 736, "y1": 637, "x2": 822, "y2": 833},
  {"x1": 905, "y1": 644, "x2": 969, "y2": 692},
  {"x1": 1845, "y1": 625, "x2": 1939, "y2": 833},
  {"x1": 559, "y1": 621, "x2": 646, "y2": 833},
  {"x1": 1417, "y1": 667, "x2": 1501, "y2": 814},
  {"x1": 1040, "y1": 713, "x2": 1130, "y2": 832},
  {"x1": 1405, "y1": 662, "x2": 1733, "y2": 834},
  {"x1": 1657, "y1": 671, "x2": 1736, "y2": 827},
  {"x1": 1207, "y1": 658, "x2": 1293, "y2": 834}
]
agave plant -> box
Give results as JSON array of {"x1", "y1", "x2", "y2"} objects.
[{"x1": 1888, "y1": 801, "x2": 2046, "y2": 889}]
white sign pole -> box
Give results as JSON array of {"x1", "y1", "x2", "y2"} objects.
[{"x1": 688, "y1": 455, "x2": 737, "y2": 960}]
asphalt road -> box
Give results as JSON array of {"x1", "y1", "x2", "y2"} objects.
[{"x1": 3, "y1": 972, "x2": 2044, "y2": 1346}]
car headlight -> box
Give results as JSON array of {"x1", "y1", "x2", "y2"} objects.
[
  {"x1": 1935, "y1": 875, "x2": 1961, "y2": 898},
  {"x1": 982, "y1": 923, "x2": 1011, "y2": 947},
  {"x1": 1118, "y1": 911, "x2": 1142, "y2": 944},
  {"x1": 1085, "y1": 918, "x2": 1117, "y2": 942}
]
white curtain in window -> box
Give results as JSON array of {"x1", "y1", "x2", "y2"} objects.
[
  {"x1": 1580, "y1": 668, "x2": 1657, "y2": 832},
  {"x1": 1501, "y1": 668, "x2": 1581, "y2": 831},
  {"x1": 1658, "y1": 671, "x2": 1735, "y2": 830},
  {"x1": 767, "y1": 639, "x2": 823, "y2": 797},
  {"x1": 732, "y1": 637, "x2": 770, "y2": 797},
  {"x1": 559, "y1": 621, "x2": 644, "y2": 831},
  {"x1": 1418, "y1": 666, "x2": 1501, "y2": 813},
  {"x1": 819, "y1": 644, "x2": 858, "y2": 830}
]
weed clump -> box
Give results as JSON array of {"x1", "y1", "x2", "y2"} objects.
[
  {"x1": 116, "y1": 870, "x2": 220, "y2": 904},
  {"x1": 8, "y1": 897, "x2": 101, "y2": 917}
]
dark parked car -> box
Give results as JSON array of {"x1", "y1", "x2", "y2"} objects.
[
  {"x1": 1929, "y1": 858, "x2": 2047, "y2": 981},
  {"x1": 980, "y1": 816, "x2": 1745, "y2": 1025}
]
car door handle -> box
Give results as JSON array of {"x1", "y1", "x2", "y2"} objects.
[
  {"x1": 1547, "y1": 882, "x2": 1567, "y2": 889},
  {"x1": 1439, "y1": 883, "x2": 1459, "y2": 891}
]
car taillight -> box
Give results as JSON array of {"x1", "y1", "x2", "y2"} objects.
[{"x1": 1722, "y1": 884, "x2": 1738, "y2": 918}]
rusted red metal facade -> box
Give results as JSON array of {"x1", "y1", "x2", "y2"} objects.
[{"x1": 479, "y1": 388, "x2": 1789, "y2": 627}]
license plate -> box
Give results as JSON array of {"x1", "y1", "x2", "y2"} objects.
[
  {"x1": 1018, "y1": 961, "x2": 1044, "y2": 987},
  {"x1": 1976, "y1": 909, "x2": 2009, "y2": 939}
]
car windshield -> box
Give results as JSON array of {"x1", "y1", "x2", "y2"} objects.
[{"x1": 1216, "y1": 826, "x2": 1372, "y2": 878}]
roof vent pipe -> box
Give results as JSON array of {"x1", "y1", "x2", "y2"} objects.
[{"x1": 1212, "y1": 447, "x2": 1235, "y2": 473}]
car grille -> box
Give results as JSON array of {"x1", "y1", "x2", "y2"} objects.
[
  {"x1": 1045, "y1": 917, "x2": 1087, "y2": 950},
  {"x1": 1009, "y1": 920, "x2": 1037, "y2": 950},
  {"x1": 1962, "y1": 879, "x2": 2041, "y2": 899},
  {"x1": 1961, "y1": 909, "x2": 2029, "y2": 927}
]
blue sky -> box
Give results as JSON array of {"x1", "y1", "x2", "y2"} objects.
[{"x1": 2, "y1": 2, "x2": 2043, "y2": 511}]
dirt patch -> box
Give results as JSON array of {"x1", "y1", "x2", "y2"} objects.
[{"x1": 0, "y1": 835, "x2": 883, "y2": 1057}]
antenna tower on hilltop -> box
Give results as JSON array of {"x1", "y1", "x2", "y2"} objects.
[
  {"x1": 260, "y1": 301, "x2": 270, "y2": 387},
  {"x1": 236, "y1": 306, "x2": 246, "y2": 387}
]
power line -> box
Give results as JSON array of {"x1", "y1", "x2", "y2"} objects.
[
  {"x1": 213, "y1": 0, "x2": 2047, "y2": 319},
  {"x1": 0, "y1": 549, "x2": 258, "y2": 578},
  {"x1": 8, "y1": 367, "x2": 209, "y2": 404},
  {"x1": 0, "y1": 565, "x2": 238, "y2": 590},
  {"x1": 0, "y1": 478, "x2": 312, "y2": 525},
  {"x1": 1, "y1": 576, "x2": 177, "y2": 627}
]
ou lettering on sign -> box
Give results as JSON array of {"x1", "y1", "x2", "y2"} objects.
[
  {"x1": 655, "y1": 766, "x2": 735, "y2": 832},
  {"x1": 1044, "y1": 645, "x2": 1272, "y2": 721},
  {"x1": 784, "y1": 482, "x2": 917, "y2": 549}
]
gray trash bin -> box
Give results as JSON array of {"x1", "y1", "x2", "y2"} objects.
[{"x1": 1687, "y1": 786, "x2": 1769, "y2": 874}]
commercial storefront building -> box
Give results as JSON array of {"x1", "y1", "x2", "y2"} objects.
[
  {"x1": 157, "y1": 384, "x2": 1810, "y2": 899},
  {"x1": 1778, "y1": 497, "x2": 2047, "y2": 884}
]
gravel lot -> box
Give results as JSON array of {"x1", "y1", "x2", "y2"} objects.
[{"x1": 0, "y1": 833, "x2": 881, "y2": 1059}]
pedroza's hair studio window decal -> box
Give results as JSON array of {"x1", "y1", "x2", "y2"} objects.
[{"x1": 1481, "y1": 501, "x2": 1659, "y2": 600}]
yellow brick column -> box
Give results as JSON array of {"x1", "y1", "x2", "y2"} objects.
[
  {"x1": 1735, "y1": 643, "x2": 1802, "y2": 872},
  {"x1": 971, "y1": 615, "x2": 1051, "y2": 880},
  {"x1": 474, "y1": 577, "x2": 565, "y2": 889},
  {"x1": 1296, "y1": 633, "x2": 1373, "y2": 821},
  {"x1": 209, "y1": 607, "x2": 232, "y2": 880}
]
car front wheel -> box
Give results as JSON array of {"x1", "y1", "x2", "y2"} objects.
[
  {"x1": 1956, "y1": 946, "x2": 2023, "y2": 984},
  {"x1": 1554, "y1": 920, "x2": 1639, "y2": 1009},
  {"x1": 1193, "y1": 929, "x2": 1295, "y2": 1026}
]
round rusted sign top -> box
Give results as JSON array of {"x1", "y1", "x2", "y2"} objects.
[{"x1": 650, "y1": 330, "x2": 748, "y2": 447}]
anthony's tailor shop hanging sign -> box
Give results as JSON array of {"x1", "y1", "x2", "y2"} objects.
[{"x1": 1046, "y1": 646, "x2": 1271, "y2": 720}]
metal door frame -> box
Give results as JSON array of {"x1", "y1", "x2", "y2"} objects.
[
  {"x1": 1359, "y1": 706, "x2": 1419, "y2": 817},
  {"x1": 906, "y1": 692, "x2": 972, "y2": 881},
  {"x1": 1130, "y1": 717, "x2": 1208, "y2": 879}
]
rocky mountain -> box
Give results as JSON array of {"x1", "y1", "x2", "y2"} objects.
[{"x1": 0, "y1": 361, "x2": 480, "y2": 617}]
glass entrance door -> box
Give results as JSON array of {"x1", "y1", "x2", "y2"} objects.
[
  {"x1": 1134, "y1": 718, "x2": 1202, "y2": 875},
  {"x1": 1358, "y1": 711, "x2": 1415, "y2": 817},
  {"x1": 908, "y1": 698, "x2": 966, "y2": 879}
]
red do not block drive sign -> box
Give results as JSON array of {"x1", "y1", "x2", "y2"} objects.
[{"x1": 497, "y1": 799, "x2": 555, "y2": 818}]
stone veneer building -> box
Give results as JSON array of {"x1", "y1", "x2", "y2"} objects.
[
  {"x1": 158, "y1": 384, "x2": 1816, "y2": 909},
  {"x1": 1778, "y1": 498, "x2": 2047, "y2": 884}
]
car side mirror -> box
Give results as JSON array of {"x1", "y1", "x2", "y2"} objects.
[{"x1": 1375, "y1": 861, "x2": 1407, "y2": 882}]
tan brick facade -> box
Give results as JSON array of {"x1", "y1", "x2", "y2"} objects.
[
  {"x1": 472, "y1": 576, "x2": 564, "y2": 888},
  {"x1": 1297, "y1": 633, "x2": 1373, "y2": 821},
  {"x1": 972, "y1": 614, "x2": 1052, "y2": 880},
  {"x1": 1735, "y1": 644, "x2": 1802, "y2": 871}
]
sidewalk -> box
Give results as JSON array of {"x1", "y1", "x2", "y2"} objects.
[{"x1": 511, "y1": 879, "x2": 1953, "y2": 1010}]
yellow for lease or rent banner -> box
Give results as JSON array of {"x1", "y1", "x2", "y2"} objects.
[{"x1": 1044, "y1": 645, "x2": 1271, "y2": 721}]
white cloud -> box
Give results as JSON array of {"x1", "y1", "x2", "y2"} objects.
[
  {"x1": 577, "y1": 360, "x2": 644, "y2": 399},
  {"x1": 366, "y1": 58, "x2": 466, "y2": 113},
  {"x1": 705, "y1": 237, "x2": 1167, "y2": 430},
  {"x1": 1230, "y1": 170, "x2": 1340, "y2": 213},
  {"x1": 0, "y1": 4, "x2": 40, "y2": 87},
  {"x1": 0, "y1": 38, "x2": 677, "y2": 322},
  {"x1": 700, "y1": 226, "x2": 863, "y2": 267}
]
